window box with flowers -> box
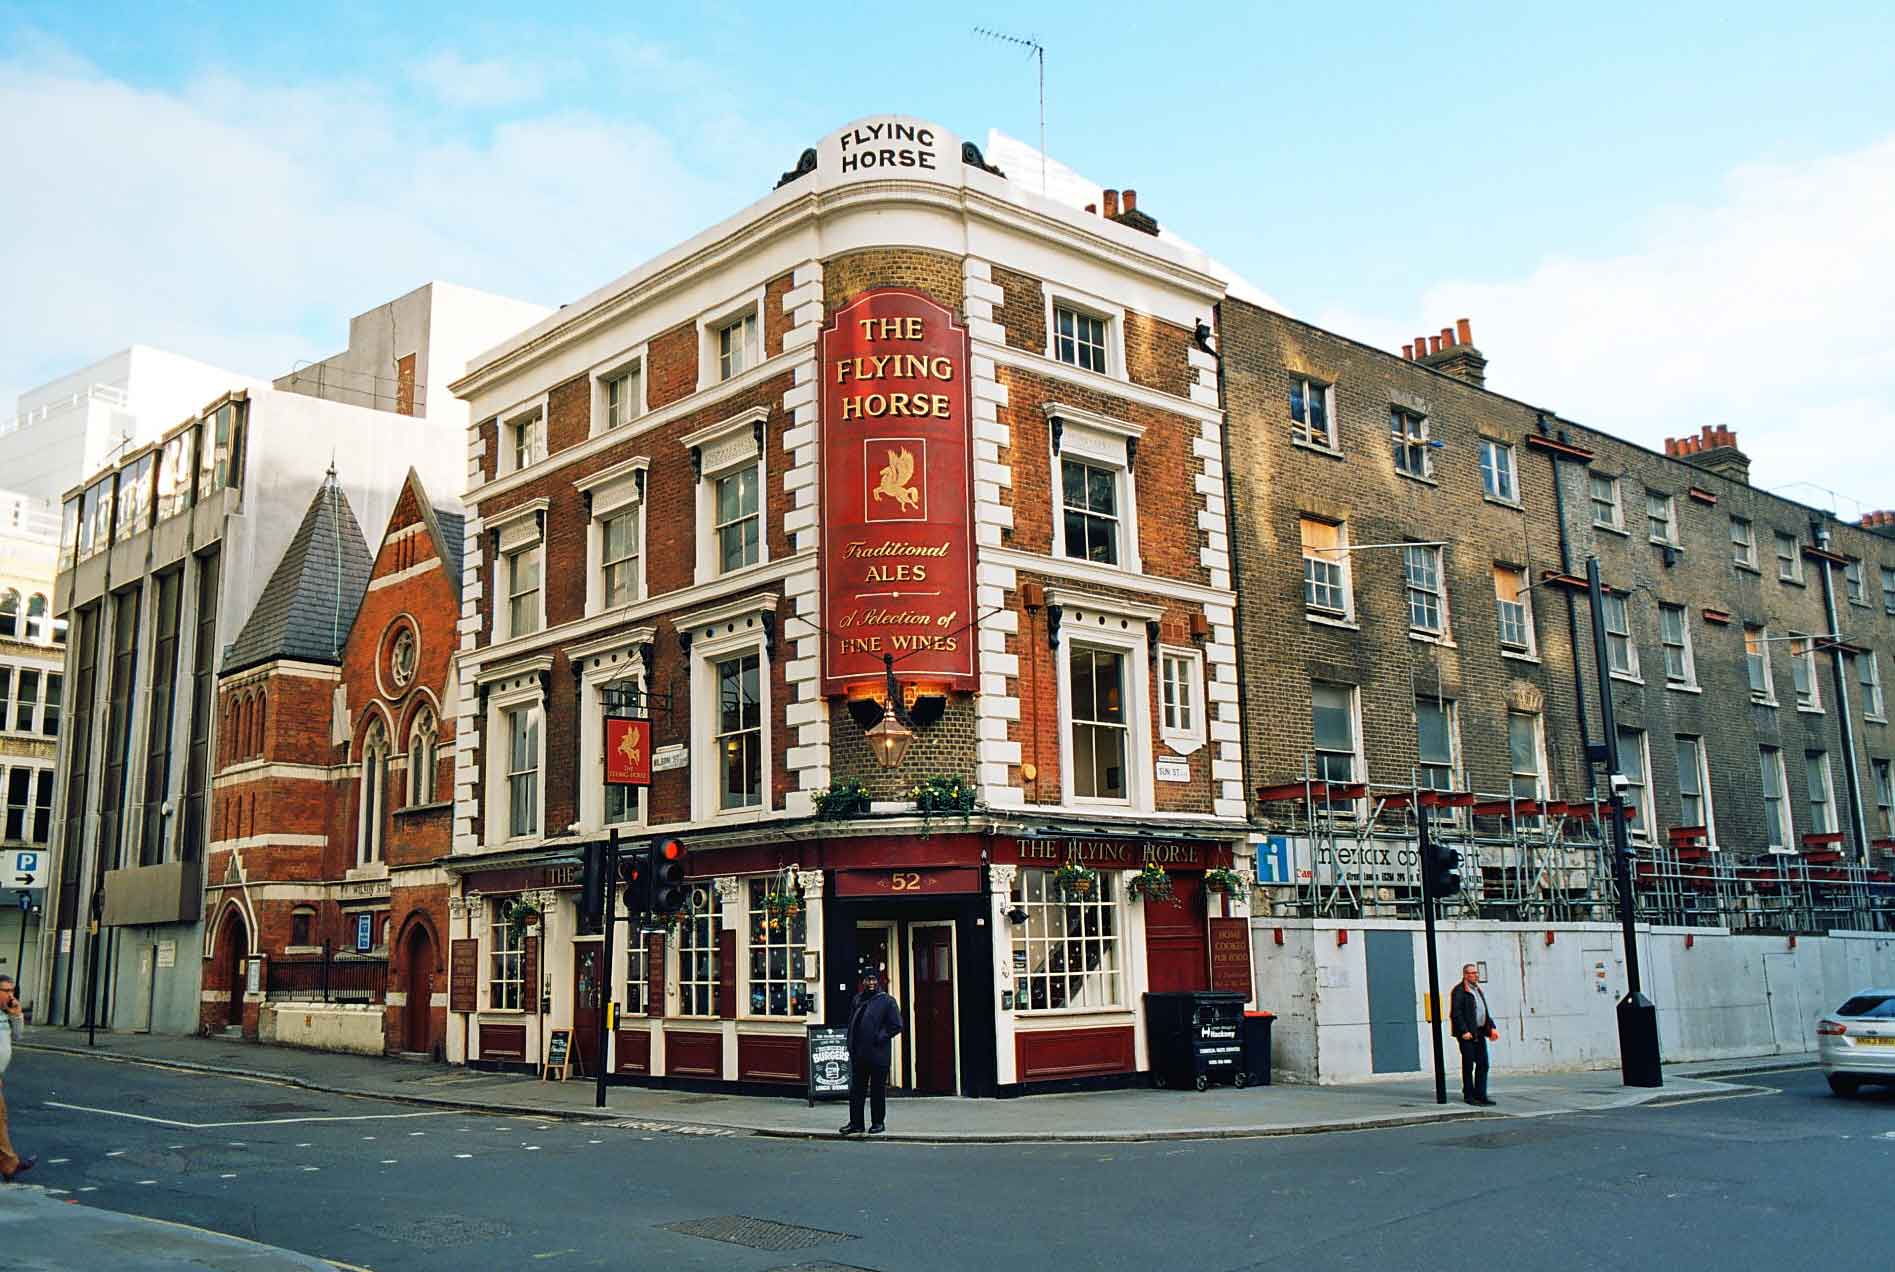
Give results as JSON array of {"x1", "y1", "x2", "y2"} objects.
[
  {"x1": 1052, "y1": 861, "x2": 1100, "y2": 899},
  {"x1": 815, "y1": 781, "x2": 869, "y2": 820},
  {"x1": 911, "y1": 775, "x2": 976, "y2": 814},
  {"x1": 1128, "y1": 862, "x2": 1176, "y2": 903}
]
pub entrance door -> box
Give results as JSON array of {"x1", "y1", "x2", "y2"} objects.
[
  {"x1": 853, "y1": 920, "x2": 905, "y2": 1087},
  {"x1": 1144, "y1": 872, "x2": 1210, "y2": 992},
  {"x1": 909, "y1": 923, "x2": 957, "y2": 1094},
  {"x1": 571, "y1": 940, "x2": 604, "y2": 1077}
]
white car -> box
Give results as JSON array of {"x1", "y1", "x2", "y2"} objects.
[{"x1": 1817, "y1": 988, "x2": 1895, "y2": 1097}]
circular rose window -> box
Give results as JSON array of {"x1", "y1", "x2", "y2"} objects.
[{"x1": 390, "y1": 627, "x2": 417, "y2": 687}]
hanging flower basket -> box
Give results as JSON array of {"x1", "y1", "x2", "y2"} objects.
[
  {"x1": 911, "y1": 775, "x2": 976, "y2": 814},
  {"x1": 503, "y1": 898, "x2": 542, "y2": 944},
  {"x1": 1052, "y1": 861, "x2": 1099, "y2": 899},
  {"x1": 1203, "y1": 866, "x2": 1249, "y2": 897},
  {"x1": 1128, "y1": 862, "x2": 1177, "y2": 904},
  {"x1": 763, "y1": 888, "x2": 803, "y2": 923}
]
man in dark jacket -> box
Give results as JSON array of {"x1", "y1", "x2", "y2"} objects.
[
  {"x1": 1449, "y1": 963, "x2": 1497, "y2": 1106},
  {"x1": 841, "y1": 971, "x2": 904, "y2": 1135}
]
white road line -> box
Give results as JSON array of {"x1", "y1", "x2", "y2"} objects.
[
  {"x1": 78, "y1": 1186, "x2": 97, "y2": 1193},
  {"x1": 220, "y1": 1173, "x2": 238, "y2": 1180},
  {"x1": 44, "y1": 1188, "x2": 69, "y2": 1196},
  {"x1": 48, "y1": 1158, "x2": 70, "y2": 1164},
  {"x1": 105, "y1": 1150, "x2": 125, "y2": 1157},
  {"x1": 137, "y1": 1179, "x2": 157, "y2": 1186},
  {"x1": 44, "y1": 1101, "x2": 457, "y2": 1129},
  {"x1": 302, "y1": 1166, "x2": 320, "y2": 1172},
  {"x1": 380, "y1": 1159, "x2": 398, "y2": 1165},
  {"x1": 296, "y1": 1142, "x2": 312, "y2": 1148}
]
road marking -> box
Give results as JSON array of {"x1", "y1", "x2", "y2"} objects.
[
  {"x1": 525, "y1": 1145, "x2": 541, "y2": 1151},
  {"x1": 380, "y1": 1159, "x2": 398, "y2": 1164},
  {"x1": 78, "y1": 1186, "x2": 97, "y2": 1193},
  {"x1": 45, "y1": 1101, "x2": 457, "y2": 1129},
  {"x1": 105, "y1": 1150, "x2": 125, "y2": 1157},
  {"x1": 137, "y1": 1179, "x2": 157, "y2": 1185},
  {"x1": 361, "y1": 1135, "x2": 376, "y2": 1141},
  {"x1": 44, "y1": 1188, "x2": 69, "y2": 1195},
  {"x1": 296, "y1": 1142, "x2": 312, "y2": 1148},
  {"x1": 409, "y1": 1131, "x2": 427, "y2": 1137},
  {"x1": 303, "y1": 1166, "x2": 320, "y2": 1172},
  {"x1": 587, "y1": 1139, "x2": 602, "y2": 1145},
  {"x1": 220, "y1": 1173, "x2": 238, "y2": 1179},
  {"x1": 454, "y1": 1153, "x2": 473, "y2": 1159},
  {"x1": 48, "y1": 1158, "x2": 70, "y2": 1164}
]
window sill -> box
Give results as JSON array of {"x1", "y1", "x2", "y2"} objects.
[
  {"x1": 1867, "y1": 715, "x2": 1889, "y2": 725},
  {"x1": 1393, "y1": 469, "x2": 1438, "y2": 488},
  {"x1": 395, "y1": 801, "x2": 452, "y2": 818},
  {"x1": 1734, "y1": 561, "x2": 1761, "y2": 575},
  {"x1": 1290, "y1": 437, "x2": 1345, "y2": 461},
  {"x1": 1665, "y1": 682, "x2": 1702, "y2": 695},
  {"x1": 1778, "y1": 576, "x2": 1805, "y2": 588},
  {"x1": 1481, "y1": 494, "x2": 1524, "y2": 511},
  {"x1": 1407, "y1": 631, "x2": 1456, "y2": 648},
  {"x1": 1593, "y1": 522, "x2": 1629, "y2": 536},
  {"x1": 284, "y1": 945, "x2": 323, "y2": 957},
  {"x1": 1848, "y1": 599, "x2": 1872, "y2": 610},
  {"x1": 1499, "y1": 648, "x2": 1542, "y2": 665},
  {"x1": 1750, "y1": 696, "x2": 1778, "y2": 709},
  {"x1": 1306, "y1": 612, "x2": 1359, "y2": 632},
  {"x1": 1160, "y1": 733, "x2": 1206, "y2": 757},
  {"x1": 478, "y1": 1009, "x2": 528, "y2": 1018},
  {"x1": 1796, "y1": 705, "x2": 1825, "y2": 716},
  {"x1": 1609, "y1": 671, "x2": 1644, "y2": 686}
]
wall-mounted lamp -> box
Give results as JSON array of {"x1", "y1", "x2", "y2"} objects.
[
  {"x1": 847, "y1": 653, "x2": 944, "y2": 768},
  {"x1": 1006, "y1": 906, "x2": 1030, "y2": 924}
]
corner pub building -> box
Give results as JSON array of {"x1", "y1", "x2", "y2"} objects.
[{"x1": 445, "y1": 117, "x2": 1254, "y2": 1096}]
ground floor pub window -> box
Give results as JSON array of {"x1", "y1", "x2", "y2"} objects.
[
  {"x1": 489, "y1": 901, "x2": 524, "y2": 1010},
  {"x1": 1010, "y1": 867, "x2": 1123, "y2": 1011},
  {"x1": 747, "y1": 878, "x2": 809, "y2": 1016},
  {"x1": 675, "y1": 890, "x2": 722, "y2": 1016}
]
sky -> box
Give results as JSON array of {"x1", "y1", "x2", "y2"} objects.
[{"x1": 4, "y1": 2, "x2": 1892, "y2": 515}]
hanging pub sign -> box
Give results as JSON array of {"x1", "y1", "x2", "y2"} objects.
[
  {"x1": 605, "y1": 717, "x2": 652, "y2": 786},
  {"x1": 820, "y1": 288, "x2": 977, "y2": 695}
]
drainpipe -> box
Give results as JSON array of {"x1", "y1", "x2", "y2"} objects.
[
  {"x1": 1210, "y1": 311, "x2": 1254, "y2": 823},
  {"x1": 1812, "y1": 521, "x2": 1870, "y2": 863},
  {"x1": 1539, "y1": 416, "x2": 1594, "y2": 773}
]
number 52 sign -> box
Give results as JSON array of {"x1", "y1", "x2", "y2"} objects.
[{"x1": 834, "y1": 867, "x2": 980, "y2": 898}]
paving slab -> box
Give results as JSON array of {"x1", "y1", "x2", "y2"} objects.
[
  {"x1": 0, "y1": 1183, "x2": 343, "y2": 1270},
  {"x1": 23, "y1": 1029, "x2": 1802, "y2": 1143}
]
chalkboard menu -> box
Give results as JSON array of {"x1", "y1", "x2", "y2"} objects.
[
  {"x1": 543, "y1": 1028, "x2": 572, "y2": 1081},
  {"x1": 807, "y1": 1025, "x2": 851, "y2": 1106},
  {"x1": 449, "y1": 939, "x2": 479, "y2": 1013}
]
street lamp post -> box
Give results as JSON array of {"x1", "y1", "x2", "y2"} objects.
[{"x1": 1584, "y1": 556, "x2": 1663, "y2": 1087}]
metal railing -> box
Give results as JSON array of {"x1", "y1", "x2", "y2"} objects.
[{"x1": 265, "y1": 946, "x2": 388, "y2": 1003}]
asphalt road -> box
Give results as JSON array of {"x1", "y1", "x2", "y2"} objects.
[{"x1": 6, "y1": 1050, "x2": 1893, "y2": 1271}]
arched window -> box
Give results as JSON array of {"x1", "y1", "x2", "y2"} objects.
[
  {"x1": 358, "y1": 719, "x2": 388, "y2": 865},
  {"x1": 408, "y1": 705, "x2": 437, "y2": 806},
  {"x1": 0, "y1": 591, "x2": 18, "y2": 639},
  {"x1": 254, "y1": 690, "x2": 267, "y2": 757},
  {"x1": 25, "y1": 594, "x2": 47, "y2": 643}
]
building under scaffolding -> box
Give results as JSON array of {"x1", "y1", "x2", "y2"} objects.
[{"x1": 1253, "y1": 758, "x2": 1895, "y2": 934}]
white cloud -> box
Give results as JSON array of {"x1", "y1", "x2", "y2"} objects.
[
  {"x1": 1314, "y1": 135, "x2": 1895, "y2": 520},
  {"x1": 411, "y1": 50, "x2": 546, "y2": 110},
  {"x1": 0, "y1": 36, "x2": 784, "y2": 424}
]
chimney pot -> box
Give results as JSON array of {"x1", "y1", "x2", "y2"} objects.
[
  {"x1": 1429, "y1": 335, "x2": 1443, "y2": 355},
  {"x1": 1085, "y1": 203, "x2": 1097, "y2": 214},
  {"x1": 1402, "y1": 344, "x2": 1414, "y2": 360},
  {"x1": 1665, "y1": 438, "x2": 1679, "y2": 457},
  {"x1": 1102, "y1": 189, "x2": 1120, "y2": 218},
  {"x1": 1456, "y1": 317, "x2": 1473, "y2": 346},
  {"x1": 1441, "y1": 326, "x2": 1455, "y2": 348},
  {"x1": 1415, "y1": 334, "x2": 1429, "y2": 358},
  {"x1": 1123, "y1": 189, "x2": 1137, "y2": 212}
]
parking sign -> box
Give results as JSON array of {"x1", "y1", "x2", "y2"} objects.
[{"x1": 12, "y1": 851, "x2": 43, "y2": 890}]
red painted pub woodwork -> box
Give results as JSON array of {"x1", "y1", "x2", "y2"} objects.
[{"x1": 446, "y1": 115, "x2": 1254, "y2": 1095}]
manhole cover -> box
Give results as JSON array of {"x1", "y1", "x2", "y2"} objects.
[
  {"x1": 663, "y1": 1216, "x2": 856, "y2": 1252},
  {"x1": 355, "y1": 1216, "x2": 512, "y2": 1247},
  {"x1": 764, "y1": 1263, "x2": 882, "y2": 1272}
]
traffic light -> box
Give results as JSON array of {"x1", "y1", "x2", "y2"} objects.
[
  {"x1": 651, "y1": 837, "x2": 687, "y2": 914},
  {"x1": 579, "y1": 840, "x2": 607, "y2": 928},
  {"x1": 1421, "y1": 838, "x2": 1462, "y2": 897},
  {"x1": 618, "y1": 848, "x2": 649, "y2": 917}
]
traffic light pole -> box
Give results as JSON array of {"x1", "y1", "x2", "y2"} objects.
[
  {"x1": 1584, "y1": 557, "x2": 1662, "y2": 1087},
  {"x1": 595, "y1": 827, "x2": 618, "y2": 1110},
  {"x1": 1418, "y1": 806, "x2": 1447, "y2": 1105}
]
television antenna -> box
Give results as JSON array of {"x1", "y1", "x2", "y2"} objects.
[{"x1": 974, "y1": 27, "x2": 1046, "y2": 195}]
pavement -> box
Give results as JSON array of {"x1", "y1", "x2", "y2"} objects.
[
  {"x1": 23, "y1": 1027, "x2": 1814, "y2": 1142},
  {"x1": 0, "y1": 1182, "x2": 343, "y2": 1270}
]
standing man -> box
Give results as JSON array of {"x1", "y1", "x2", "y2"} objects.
[
  {"x1": 1450, "y1": 963, "x2": 1498, "y2": 1107},
  {"x1": 840, "y1": 971, "x2": 903, "y2": 1136},
  {"x1": 0, "y1": 975, "x2": 35, "y2": 1181}
]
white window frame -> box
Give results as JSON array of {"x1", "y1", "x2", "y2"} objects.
[
  {"x1": 1789, "y1": 632, "x2": 1822, "y2": 712},
  {"x1": 407, "y1": 702, "x2": 438, "y2": 807},
  {"x1": 1602, "y1": 591, "x2": 1639, "y2": 679},
  {"x1": 1775, "y1": 531, "x2": 1803, "y2": 582},
  {"x1": 1805, "y1": 750, "x2": 1837, "y2": 836},
  {"x1": 488, "y1": 901, "x2": 525, "y2": 1011},
  {"x1": 1617, "y1": 727, "x2": 1652, "y2": 841},
  {"x1": 1745, "y1": 625, "x2": 1776, "y2": 705},
  {"x1": 499, "y1": 397, "x2": 548, "y2": 476},
  {"x1": 576, "y1": 456, "x2": 650, "y2": 618},
  {"x1": 683, "y1": 598, "x2": 776, "y2": 821},
  {"x1": 1301, "y1": 516, "x2": 1353, "y2": 622},
  {"x1": 1158, "y1": 645, "x2": 1206, "y2": 756},
  {"x1": 1871, "y1": 757, "x2": 1894, "y2": 839},
  {"x1": 1312, "y1": 680, "x2": 1366, "y2": 816},
  {"x1": 1042, "y1": 285, "x2": 1126, "y2": 382},
  {"x1": 1415, "y1": 697, "x2": 1462, "y2": 796},
  {"x1": 1844, "y1": 559, "x2": 1867, "y2": 606},
  {"x1": 1675, "y1": 735, "x2": 1716, "y2": 845},
  {"x1": 1881, "y1": 565, "x2": 1895, "y2": 616},
  {"x1": 696, "y1": 286, "x2": 766, "y2": 391},
  {"x1": 1659, "y1": 603, "x2": 1697, "y2": 689},
  {"x1": 1403, "y1": 543, "x2": 1450, "y2": 638},
  {"x1": 1009, "y1": 867, "x2": 1125, "y2": 1013},
  {"x1": 1478, "y1": 439, "x2": 1518, "y2": 503},
  {"x1": 1730, "y1": 516, "x2": 1757, "y2": 569},
  {"x1": 1050, "y1": 588, "x2": 1158, "y2": 813},
  {"x1": 1289, "y1": 376, "x2": 1336, "y2": 450},
  {"x1": 479, "y1": 664, "x2": 550, "y2": 848},
  {"x1": 1390, "y1": 407, "x2": 1431, "y2": 479},
  {"x1": 684, "y1": 407, "x2": 769, "y2": 586},
  {"x1": 1860, "y1": 650, "x2": 1886, "y2": 721},
  {"x1": 486, "y1": 500, "x2": 549, "y2": 644},
  {"x1": 573, "y1": 630, "x2": 655, "y2": 833},
  {"x1": 1646, "y1": 490, "x2": 1677, "y2": 545},
  {"x1": 1044, "y1": 403, "x2": 1144, "y2": 576},
  {"x1": 1508, "y1": 710, "x2": 1549, "y2": 815},
  {"x1": 1493, "y1": 563, "x2": 1535, "y2": 657},
  {"x1": 590, "y1": 346, "x2": 648, "y2": 438},
  {"x1": 672, "y1": 888, "x2": 722, "y2": 1018},
  {"x1": 504, "y1": 544, "x2": 542, "y2": 640},
  {"x1": 1589, "y1": 472, "x2": 1624, "y2": 531},
  {"x1": 1759, "y1": 747, "x2": 1792, "y2": 851},
  {"x1": 744, "y1": 877, "x2": 810, "y2": 1019}
]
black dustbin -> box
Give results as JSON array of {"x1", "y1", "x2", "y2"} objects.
[
  {"x1": 1241, "y1": 1010, "x2": 1274, "y2": 1086},
  {"x1": 1145, "y1": 990, "x2": 1246, "y2": 1091}
]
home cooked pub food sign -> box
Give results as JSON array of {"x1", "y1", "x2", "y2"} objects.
[{"x1": 820, "y1": 289, "x2": 977, "y2": 695}]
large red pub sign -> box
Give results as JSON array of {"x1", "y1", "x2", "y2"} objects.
[{"x1": 820, "y1": 289, "x2": 976, "y2": 694}]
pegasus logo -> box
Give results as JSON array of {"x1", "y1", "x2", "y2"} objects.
[
  {"x1": 871, "y1": 447, "x2": 920, "y2": 511},
  {"x1": 616, "y1": 725, "x2": 642, "y2": 771}
]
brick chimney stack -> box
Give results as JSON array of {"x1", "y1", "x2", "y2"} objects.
[
  {"x1": 1404, "y1": 317, "x2": 1487, "y2": 387},
  {"x1": 1859, "y1": 509, "x2": 1895, "y2": 541},
  {"x1": 1103, "y1": 184, "x2": 1161, "y2": 237},
  {"x1": 1663, "y1": 424, "x2": 1751, "y2": 485}
]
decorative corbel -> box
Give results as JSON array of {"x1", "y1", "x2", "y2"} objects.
[
  {"x1": 760, "y1": 611, "x2": 777, "y2": 662},
  {"x1": 639, "y1": 641, "x2": 654, "y2": 680},
  {"x1": 1125, "y1": 436, "x2": 1139, "y2": 470},
  {"x1": 634, "y1": 466, "x2": 647, "y2": 501},
  {"x1": 1046, "y1": 603, "x2": 1063, "y2": 649},
  {"x1": 1146, "y1": 619, "x2": 1161, "y2": 659},
  {"x1": 534, "y1": 508, "x2": 545, "y2": 538},
  {"x1": 581, "y1": 490, "x2": 593, "y2": 518},
  {"x1": 1050, "y1": 414, "x2": 1063, "y2": 455},
  {"x1": 691, "y1": 447, "x2": 703, "y2": 482},
  {"x1": 753, "y1": 418, "x2": 765, "y2": 452},
  {"x1": 678, "y1": 627, "x2": 694, "y2": 657}
]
